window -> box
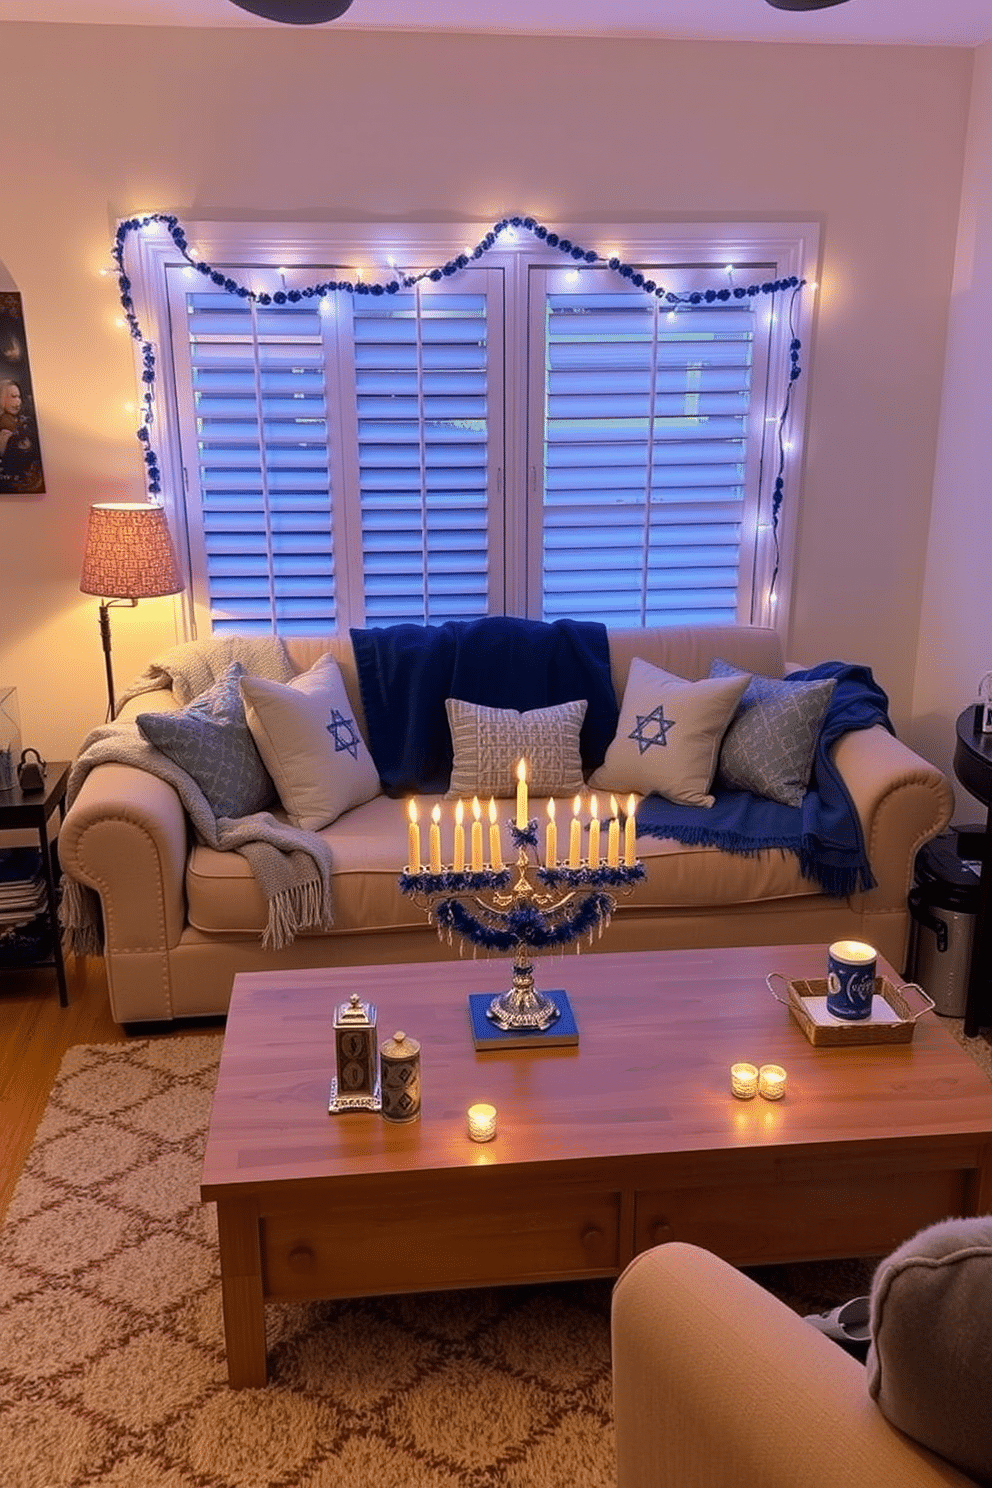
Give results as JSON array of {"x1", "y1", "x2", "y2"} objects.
[{"x1": 127, "y1": 220, "x2": 816, "y2": 636}]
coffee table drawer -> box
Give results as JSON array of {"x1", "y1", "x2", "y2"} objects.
[
  {"x1": 261, "y1": 1187, "x2": 623, "y2": 1299},
  {"x1": 635, "y1": 1166, "x2": 971, "y2": 1264}
]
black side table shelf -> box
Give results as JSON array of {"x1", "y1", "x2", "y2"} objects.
[
  {"x1": 0, "y1": 760, "x2": 72, "y2": 1007},
  {"x1": 953, "y1": 710, "x2": 992, "y2": 1036}
]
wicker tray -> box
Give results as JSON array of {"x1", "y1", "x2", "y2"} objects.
[{"x1": 766, "y1": 972, "x2": 934, "y2": 1047}]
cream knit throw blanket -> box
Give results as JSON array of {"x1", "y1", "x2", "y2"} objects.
[{"x1": 61, "y1": 636, "x2": 334, "y2": 955}]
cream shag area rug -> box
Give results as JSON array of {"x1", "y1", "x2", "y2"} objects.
[{"x1": 6, "y1": 1026, "x2": 989, "y2": 1488}]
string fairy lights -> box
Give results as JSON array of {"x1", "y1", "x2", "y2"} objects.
[{"x1": 108, "y1": 212, "x2": 808, "y2": 591}]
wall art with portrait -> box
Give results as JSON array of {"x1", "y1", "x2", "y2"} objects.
[{"x1": 0, "y1": 292, "x2": 45, "y2": 495}]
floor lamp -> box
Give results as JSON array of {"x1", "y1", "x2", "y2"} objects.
[{"x1": 79, "y1": 502, "x2": 184, "y2": 721}]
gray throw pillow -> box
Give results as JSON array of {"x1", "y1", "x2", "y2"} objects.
[
  {"x1": 710, "y1": 658, "x2": 835, "y2": 808},
  {"x1": 136, "y1": 661, "x2": 275, "y2": 821},
  {"x1": 867, "y1": 1215, "x2": 992, "y2": 1483}
]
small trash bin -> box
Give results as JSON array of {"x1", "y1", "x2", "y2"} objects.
[{"x1": 907, "y1": 826, "x2": 983, "y2": 1017}]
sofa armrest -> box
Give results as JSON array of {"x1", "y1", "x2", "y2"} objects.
[
  {"x1": 60, "y1": 760, "x2": 189, "y2": 1020},
  {"x1": 612, "y1": 1243, "x2": 974, "y2": 1488},
  {"x1": 833, "y1": 725, "x2": 953, "y2": 905}
]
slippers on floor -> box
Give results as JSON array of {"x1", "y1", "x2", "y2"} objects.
[{"x1": 804, "y1": 1296, "x2": 871, "y2": 1358}]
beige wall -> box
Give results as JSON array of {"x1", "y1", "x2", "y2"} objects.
[
  {"x1": 914, "y1": 39, "x2": 992, "y2": 816},
  {"x1": 0, "y1": 22, "x2": 972, "y2": 764}
]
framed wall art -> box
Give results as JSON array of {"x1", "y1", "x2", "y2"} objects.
[{"x1": 0, "y1": 292, "x2": 45, "y2": 495}]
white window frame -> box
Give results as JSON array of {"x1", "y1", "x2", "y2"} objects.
[{"x1": 124, "y1": 218, "x2": 818, "y2": 640}]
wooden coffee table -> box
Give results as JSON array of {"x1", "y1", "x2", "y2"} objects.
[{"x1": 201, "y1": 944, "x2": 992, "y2": 1387}]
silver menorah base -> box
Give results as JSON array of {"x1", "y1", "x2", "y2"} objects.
[{"x1": 486, "y1": 956, "x2": 561, "y2": 1031}]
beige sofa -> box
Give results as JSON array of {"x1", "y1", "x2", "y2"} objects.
[
  {"x1": 611, "y1": 1242, "x2": 978, "y2": 1488},
  {"x1": 59, "y1": 623, "x2": 953, "y2": 1025}
]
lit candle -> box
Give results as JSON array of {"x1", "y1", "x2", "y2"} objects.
[
  {"x1": 488, "y1": 797, "x2": 503, "y2": 869},
  {"x1": 453, "y1": 799, "x2": 465, "y2": 873},
  {"x1": 607, "y1": 795, "x2": 620, "y2": 866},
  {"x1": 546, "y1": 797, "x2": 557, "y2": 867},
  {"x1": 758, "y1": 1064, "x2": 787, "y2": 1101},
  {"x1": 516, "y1": 758, "x2": 529, "y2": 829},
  {"x1": 730, "y1": 1062, "x2": 759, "y2": 1100},
  {"x1": 467, "y1": 1102, "x2": 497, "y2": 1142},
  {"x1": 471, "y1": 796, "x2": 484, "y2": 871},
  {"x1": 407, "y1": 800, "x2": 421, "y2": 872},
  {"x1": 569, "y1": 795, "x2": 583, "y2": 867},
  {"x1": 624, "y1": 794, "x2": 637, "y2": 867},
  {"x1": 429, "y1": 803, "x2": 442, "y2": 874},
  {"x1": 588, "y1": 794, "x2": 601, "y2": 868}
]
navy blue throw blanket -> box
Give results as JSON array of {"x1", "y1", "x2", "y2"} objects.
[
  {"x1": 351, "y1": 616, "x2": 620, "y2": 797},
  {"x1": 635, "y1": 662, "x2": 894, "y2": 898}
]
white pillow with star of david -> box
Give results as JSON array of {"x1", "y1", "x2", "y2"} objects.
[
  {"x1": 240, "y1": 653, "x2": 380, "y2": 831},
  {"x1": 588, "y1": 656, "x2": 751, "y2": 807}
]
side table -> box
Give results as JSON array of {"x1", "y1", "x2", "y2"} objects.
[
  {"x1": 0, "y1": 760, "x2": 72, "y2": 1007},
  {"x1": 952, "y1": 709, "x2": 992, "y2": 1036}
]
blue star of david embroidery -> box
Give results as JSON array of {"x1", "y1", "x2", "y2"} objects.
[
  {"x1": 326, "y1": 709, "x2": 360, "y2": 759},
  {"x1": 629, "y1": 705, "x2": 676, "y2": 755}
]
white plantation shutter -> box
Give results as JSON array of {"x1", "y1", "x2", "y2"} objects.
[
  {"x1": 173, "y1": 290, "x2": 337, "y2": 635},
  {"x1": 532, "y1": 266, "x2": 770, "y2": 626},
  {"x1": 350, "y1": 284, "x2": 499, "y2": 625}
]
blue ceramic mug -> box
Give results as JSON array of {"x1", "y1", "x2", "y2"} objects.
[{"x1": 826, "y1": 940, "x2": 877, "y2": 1020}]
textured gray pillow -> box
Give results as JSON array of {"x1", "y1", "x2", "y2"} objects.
[
  {"x1": 136, "y1": 661, "x2": 275, "y2": 821},
  {"x1": 445, "y1": 697, "x2": 587, "y2": 800},
  {"x1": 867, "y1": 1215, "x2": 992, "y2": 1482},
  {"x1": 710, "y1": 658, "x2": 835, "y2": 807}
]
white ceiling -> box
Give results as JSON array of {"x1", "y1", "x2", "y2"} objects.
[{"x1": 1, "y1": 0, "x2": 991, "y2": 47}]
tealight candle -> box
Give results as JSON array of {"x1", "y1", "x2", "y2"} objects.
[
  {"x1": 624, "y1": 794, "x2": 637, "y2": 867},
  {"x1": 569, "y1": 795, "x2": 582, "y2": 867},
  {"x1": 429, "y1": 803, "x2": 442, "y2": 874},
  {"x1": 516, "y1": 758, "x2": 528, "y2": 829},
  {"x1": 488, "y1": 797, "x2": 503, "y2": 869},
  {"x1": 607, "y1": 795, "x2": 620, "y2": 866},
  {"x1": 588, "y1": 794, "x2": 601, "y2": 869},
  {"x1": 730, "y1": 1062, "x2": 759, "y2": 1100},
  {"x1": 407, "y1": 800, "x2": 421, "y2": 873},
  {"x1": 546, "y1": 797, "x2": 557, "y2": 867},
  {"x1": 758, "y1": 1064, "x2": 787, "y2": 1101},
  {"x1": 471, "y1": 796, "x2": 484, "y2": 871},
  {"x1": 453, "y1": 799, "x2": 466, "y2": 873},
  {"x1": 467, "y1": 1102, "x2": 497, "y2": 1142}
]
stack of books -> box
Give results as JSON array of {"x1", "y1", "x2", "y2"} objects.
[{"x1": 0, "y1": 847, "x2": 50, "y2": 966}]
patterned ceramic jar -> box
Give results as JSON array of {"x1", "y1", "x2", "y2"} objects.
[{"x1": 380, "y1": 1030, "x2": 421, "y2": 1123}]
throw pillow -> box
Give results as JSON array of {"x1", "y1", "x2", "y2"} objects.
[
  {"x1": 445, "y1": 697, "x2": 588, "y2": 800},
  {"x1": 588, "y1": 657, "x2": 750, "y2": 807},
  {"x1": 710, "y1": 658, "x2": 836, "y2": 808},
  {"x1": 136, "y1": 661, "x2": 275, "y2": 821},
  {"x1": 867, "y1": 1215, "x2": 992, "y2": 1483},
  {"x1": 240, "y1": 653, "x2": 381, "y2": 831}
]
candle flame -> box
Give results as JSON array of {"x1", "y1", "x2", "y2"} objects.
[
  {"x1": 431, "y1": 803, "x2": 441, "y2": 825},
  {"x1": 590, "y1": 794, "x2": 599, "y2": 820},
  {"x1": 455, "y1": 798, "x2": 464, "y2": 824},
  {"x1": 408, "y1": 800, "x2": 418, "y2": 824},
  {"x1": 488, "y1": 796, "x2": 497, "y2": 824},
  {"x1": 516, "y1": 758, "x2": 527, "y2": 784},
  {"x1": 573, "y1": 794, "x2": 582, "y2": 817},
  {"x1": 627, "y1": 793, "x2": 636, "y2": 818},
  {"x1": 610, "y1": 794, "x2": 619, "y2": 818},
  {"x1": 547, "y1": 797, "x2": 556, "y2": 820},
  {"x1": 472, "y1": 796, "x2": 482, "y2": 821}
]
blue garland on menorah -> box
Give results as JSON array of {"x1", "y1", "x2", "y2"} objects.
[{"x1": 399, "y1": 817, "x2": 645, "y2": 1045}]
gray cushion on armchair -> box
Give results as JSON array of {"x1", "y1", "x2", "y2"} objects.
[{"x1": 867, "y1": 1215, "x2": 992, "y2": 1483}]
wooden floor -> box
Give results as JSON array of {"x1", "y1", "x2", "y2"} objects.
[{"x1": 0, "y1": 956, "x2": 128, "y2": 1220}]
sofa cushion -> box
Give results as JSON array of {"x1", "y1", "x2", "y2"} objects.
[
  {"x1": 136, "y1": 662, "x2": 275, "y2": 821},
  {"x1": 589, "y1": 657, "x2": 750, "y2": 807},
  {"x1": 444, "y1": 697, "x2": 587, "y2": 801},
  {"x1": 710, "y1": 659, "x2": 837, "y2": 808},
  {"x1": 185, "y1": 791, "x2": 819, "y2": 937},
  {"x1": 867, "y1": 1214, "x2": 992, "y2": 1483},
  {"x1": 239, "y1": 654, "x2": 381, "y2": 831}
]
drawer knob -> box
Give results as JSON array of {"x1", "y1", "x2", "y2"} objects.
[
  {"x1": 581, "y1": 1224, "x2": 605, "y2": 1250},
  {"x1": 651, "y1": 1221, "x2": 675, "y2": 1244},
  {"x1": 287, "y1": 1244, "x2": 316, "y2": 1273}
]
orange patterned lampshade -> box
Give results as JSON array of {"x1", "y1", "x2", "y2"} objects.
[{"x1": 79, "y1": 502, "x2": 183, "y2": 600}]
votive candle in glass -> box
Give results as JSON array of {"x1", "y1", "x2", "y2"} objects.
[
  {"x1": 467, "y1": 1103, "x2": 497, "y2": 1141},
  {"x1": 730, "y1": 1062, "x2": 759, "y2": 1100},
  {"x1": 758, "y1": 1064, "x2": 787, "y2": 1101}
]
